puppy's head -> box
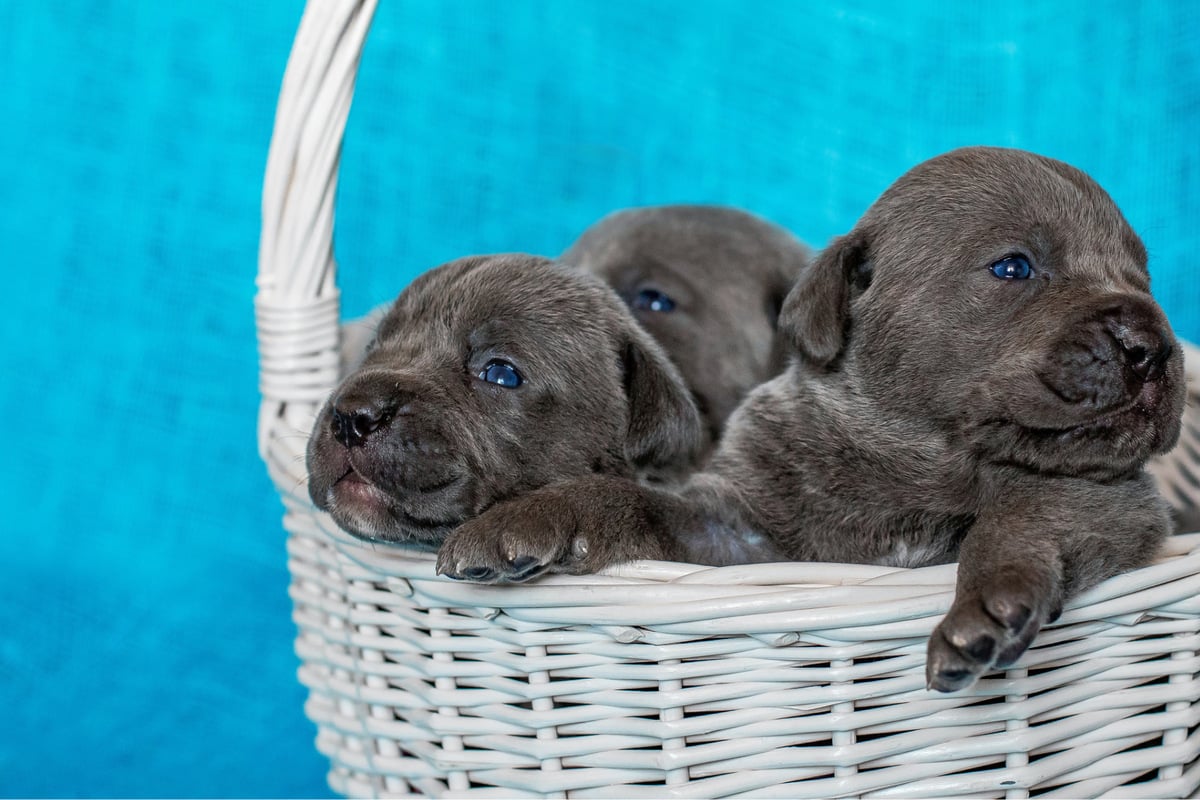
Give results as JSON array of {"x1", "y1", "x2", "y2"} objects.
[
  {"x1": 562, "y1": 205, "x2": 808, "y2": 451},
  {"x1": 306, "y1": 254, "x2": 701, "y2": 547},
  {"x1": 780, "y1": 147, "x2": 1184, "y2": 479}
]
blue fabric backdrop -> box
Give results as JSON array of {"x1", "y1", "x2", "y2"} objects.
[{"x1": 0, "y1": 1, "x2": 1196, "y2": 797}]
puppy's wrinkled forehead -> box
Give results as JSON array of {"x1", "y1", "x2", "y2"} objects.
[
  {"x1": 371, "y1": 254, "x2": 622, "y2": 373},
  {"x1": 865, "y1": 147, "x2": 1147, "y2": 285}
]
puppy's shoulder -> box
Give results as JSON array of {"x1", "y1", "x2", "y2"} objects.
[
  {"x1": 709, "y1": 367, "x2": 855, "y2": 496},
  {"x1": 715, "y1": 362, "x2": 976, "y2": 516}
]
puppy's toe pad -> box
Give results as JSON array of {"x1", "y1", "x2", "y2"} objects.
[
  {"x1": 984, "y1": 594, "x2": 1033, "y2": 633},
  {"x1": 955, "y1": 630, "x2": 998, "y2": 663},
  {"x1": 460, "y1": 566, "x2": 497, "y2": 582},
  {"x1": 926, "y1": 629, "x2": 984, "y2": 693},
  {"x1": 505, "y1": 554, "x2": 549, "y2": 582},
  {"x1": 509, "y1": 555, "x2": 541, "y2": 572}
]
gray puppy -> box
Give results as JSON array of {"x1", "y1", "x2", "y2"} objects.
[
  {"x1": 561, "y1": 205, "x2": 809, "y2": 458},
  {"x1": 306, "y1": 254, "x2": 701, "y2": 568},
  {"x1": 438, "y1": 147, "x2": 1185, "y2": 692}
]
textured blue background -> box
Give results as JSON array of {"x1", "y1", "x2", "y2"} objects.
[{"x1": 0, "y1": 1, "x2": 1196, "y2": 797}]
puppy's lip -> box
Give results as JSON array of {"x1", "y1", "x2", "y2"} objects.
[
  {"x1": 412, "y1": 472, "x2": 465, "y2": 494},
  {"x1": 1045, "y1": 377, "x2": 1169, "y2": 433},
  {"x1": 1134, "y1": 377, "x2": 1164, "y2": 409},
  {"x1": 395, "y1": 508, "x2": 460, "y2": 532},
  {"x1": 1025, "y1": 367, "x2": 1174, "y2": 431},
  {"x1": 336, "y1": 468, "x2": 368, "y2": 485},
  {"x1": 1020, "y1": 400, "x2": 1143, "y2": 438},
  {"x1": 339, "y1": 451, "x2": 465, "y2": 494},
  {"x1": 331, "y1": 467, "x2": 390, "y2": 504},
  {"x1": 335, "y1": 463, "x2": 467, "y2": 510},
  {"x1": 328, "y1": 469, "x2": 462, "y2": 544}
]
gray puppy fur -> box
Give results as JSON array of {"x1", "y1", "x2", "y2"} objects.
[
  {"x1": 306, "y1": 254, "x2": 701, "y2": 573},
  {"x1": 561, "y1": 205, "x2": 809, "y2": 459},
  {"x1": 438, "y1": 147, "x2": 1185, "y2": 692}
]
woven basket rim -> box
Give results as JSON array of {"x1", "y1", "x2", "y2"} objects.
[{"x1": 301, "y1": 513, "x2": 1200, "y2": 637}]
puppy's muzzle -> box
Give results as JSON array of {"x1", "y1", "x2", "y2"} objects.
[
  {"x1": 1041, "y1": 296, "x2": 1174, "y2": 413},
  {"x1": 321, "y1": 369, "x2": 464, "y2": 495}
]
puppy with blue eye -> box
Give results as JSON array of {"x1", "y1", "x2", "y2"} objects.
[
  {"x1": 440, "y1": 147, "x2": 1186, "y2": 692},
  {"x1": 561, "y1": 205, "x2": 809, "y2": 461},
  {"x1": 305, "y1": 254, "x2": 702, "y2": 572}
]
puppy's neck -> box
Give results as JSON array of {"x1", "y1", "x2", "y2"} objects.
[
  {"x1": 791, "y1": 359, "x2": 909, "y2": 432},
  {"x1": 788, "y1": 362, "x2": 979, "y2": 509}
]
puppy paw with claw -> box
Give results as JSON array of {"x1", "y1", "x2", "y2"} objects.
[
  {"x1": 435, "y1": 476, "x2": 679, "y2": 584},
  {"x1": 436, "y1": 496, "x2": 587, "y2": 583},
  {"x1": 925, "y1": 569, "x2": 1062, "y2": 692}
]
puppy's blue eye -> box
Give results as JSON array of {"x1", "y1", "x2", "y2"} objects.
[
  {"x1": 633, "y1": 288, "x2": 676, "y2": 312},
  {"x1": 990, "y1": 255, "x2": 1033, "y2": 280},
  {"x1": 479, "y1": 359, "x2": 522, "y2": 388}
]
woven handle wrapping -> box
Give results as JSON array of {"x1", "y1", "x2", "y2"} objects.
[{"x1": 256, "y1": 0, "x2": 378, "y2": 492}]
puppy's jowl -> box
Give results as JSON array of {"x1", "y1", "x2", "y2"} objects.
[
  {"x1": 562, "y1": 205, "x2": 809, "y2": 461},
  {"x1": 448, "y1": 147, "x2": 1186, "y2": 692},
  {"x1": 305, "y1": 254, "x2": 702, "y2": 581}
]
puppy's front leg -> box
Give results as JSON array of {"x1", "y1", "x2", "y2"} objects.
[
  {"x1": 436, "y1": 475, "x2": 691, "y2": 583},
  {"x1": 926, "y1": 473, "x2": 1169, "y2": 692},
  {"x1": 926, "y1": 517, "x2": 1064, "y2": 693}
]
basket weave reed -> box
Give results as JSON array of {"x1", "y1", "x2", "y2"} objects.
[{"x1": 256, "y1": 2, "x2": 1200, "y2": 796}]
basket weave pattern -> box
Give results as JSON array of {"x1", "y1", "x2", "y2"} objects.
[{"x1": 256, "y1": 3, "x2": 1200, "y2": 796}]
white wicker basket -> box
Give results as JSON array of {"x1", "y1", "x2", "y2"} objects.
[{"x1": 256, "y1": 3, "x2": 1200, "y2": 796}]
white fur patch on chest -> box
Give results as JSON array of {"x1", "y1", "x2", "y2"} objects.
[
  {"x1": 876, "y1": 540, "x2": 942, "y2": 568},
  {"x1": 685, "y1": 522, "x2": 788, "y2": 567}
]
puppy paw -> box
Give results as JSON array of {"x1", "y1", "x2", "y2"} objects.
[
  {"x1": 436, "y1": 497, "x2": 583, "y2": 584},
  {"x1": 926, "y1": 569, "x2": 1061, "y2": 693}
]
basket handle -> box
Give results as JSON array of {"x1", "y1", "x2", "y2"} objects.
[{"x1": 255, "y1": 0, "x2": 378, "y2": 490}]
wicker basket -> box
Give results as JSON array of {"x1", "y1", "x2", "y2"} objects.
[{"x1": 255, "y1": 2, "x2": 1200, "y2": 796}]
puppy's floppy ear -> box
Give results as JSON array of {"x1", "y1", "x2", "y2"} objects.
[
  {"x1": 620, "y1": 325, "x2": 703, "y2": 470},
  {"x1": 778, "y1": 229, "x2": 870, "y2": 368}
]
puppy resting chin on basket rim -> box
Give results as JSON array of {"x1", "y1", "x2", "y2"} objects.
[
  {"x1": 305, "y1": 253, "x2": 703, "y2": 568},
  {"x1": 438, "y1": 146, "x2": 1187, "y2": 692}
]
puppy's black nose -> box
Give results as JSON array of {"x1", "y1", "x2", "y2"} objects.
[
  {"x1": 1111, "y1": 323, "x2": 1171, "y2": 382},
  {"x1": 330, "y1": 396, "x2": 397, "y2": 448}
]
